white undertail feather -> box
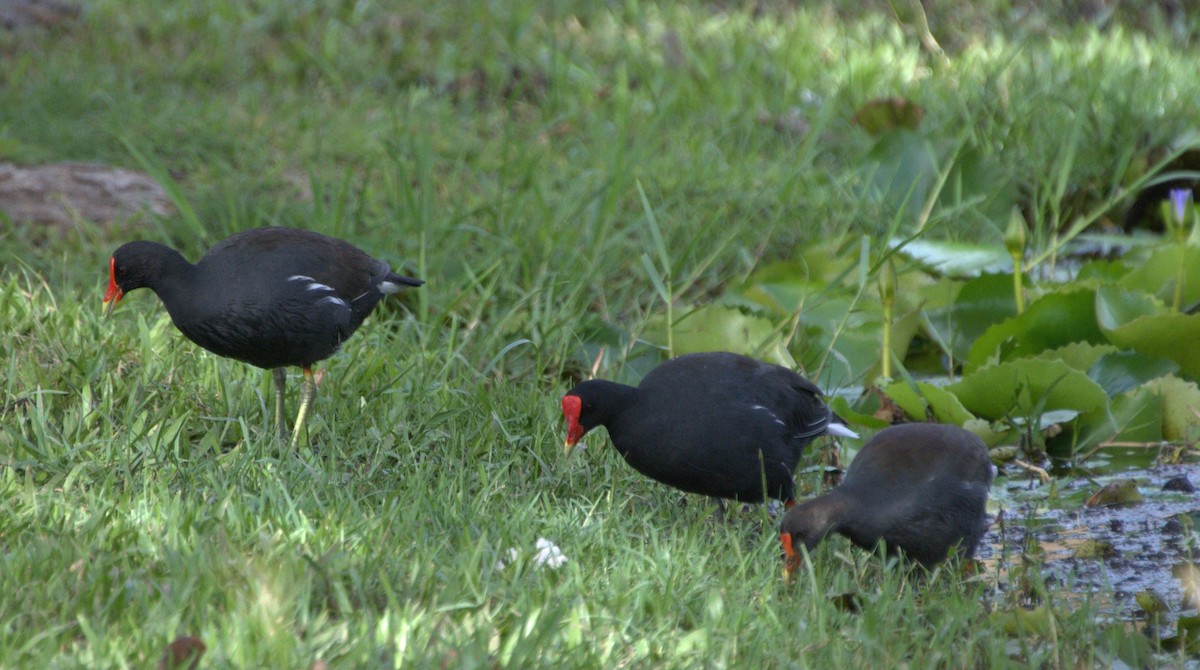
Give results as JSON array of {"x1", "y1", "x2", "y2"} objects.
[
  {"x1": 826, "y1": 423, "x2": 860, "y2": 439},
  {"x1": 377, "y1": 280, "x2": 404, "y2": 294}
]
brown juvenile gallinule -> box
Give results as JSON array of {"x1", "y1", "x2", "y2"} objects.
[
  {"x1": 779, "y1": 422, "x2": 994, "y2": 577},
  {"x1": 103, "y1": 227, "x2": 423, "y2": 446},
  {"x1": 561, "y1": 351, "x2": 857, "y2": 505}
]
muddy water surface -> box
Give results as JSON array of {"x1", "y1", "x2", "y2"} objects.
[{"x1": 979, "y1": 458, "x2": 1199, "y2": 624}]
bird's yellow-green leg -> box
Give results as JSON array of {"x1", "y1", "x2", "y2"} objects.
[
  {"x1": 272, "y1": 368, "x2": 289, "y2": 439},
  {"x1": 290, "y1": 367, "x2": 316, "y2": 448}
]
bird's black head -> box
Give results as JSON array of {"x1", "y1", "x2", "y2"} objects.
[
  {"x1": 779, "y1": 500, "x2": 838, "y2": 582},
  {"x1": 104, "y1": 241, "x2": 185, "y2": 314},
  {"x1": 560, "y1": 379, "x2": 632, "y2": 455}
]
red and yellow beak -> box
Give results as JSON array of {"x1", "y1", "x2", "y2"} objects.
[
  {"x1": 102, "y1": 257, "x2": 122, "y2": 316},
  {"x1": 781, "y1": 532, "x2": 801, "y2": 583},
  {"x1": 561, "y1": 395, "x2": 584, "y2": 455}
]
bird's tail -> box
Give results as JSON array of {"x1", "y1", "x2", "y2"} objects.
[{"x1": 379, "y1": 272, "x2": 425, "y2": 293}]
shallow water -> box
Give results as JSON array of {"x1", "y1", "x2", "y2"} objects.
[{"x1": 979, "y1": 459, "x2": 1199, "y2": 626}]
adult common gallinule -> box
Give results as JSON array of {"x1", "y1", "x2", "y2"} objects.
[
  {"x1": 779, "y1": 422, "x2": 994, "y2": 577},
  {"x1": 103, "y1": 227, "x2": 423, "y2": 446},
  {"x1": 561, "y1": 351, "x2": 857, "y2": 505}
]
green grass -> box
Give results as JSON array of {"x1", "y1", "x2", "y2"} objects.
[{"x1": 1, "y1": 1, "x2": 1198, "y2": 666}]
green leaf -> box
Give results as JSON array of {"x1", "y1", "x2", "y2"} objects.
[
  {"x1": 1142, "y1": 375, "x2": 1200, "y2": 441},
  {"x1": 1084, "y1": 479, "x2": 1143, "y2": 507},
  {"x1": 892, "y1": 239, "x2": 1012, "y2": 278},
  {"x1": 882, "y1": 380, "x2": 976, "y2": 425},
  {"x1": 730, "y1": 250, "x2": 856, "y2": 317},
  {"x1": 731, "y1": 267, "x2": 825, "y2": 317},
  {"x1": 1095, "y1": 284, "x2": 1162, "y2": 326},
  {"x1": 1118, "y1": 243, "x2": 1200, "y2": 307},
  {"x1": 826, "y1": 396, "x2": 892, "y2": 431},
  {"x1": 862, "y1": 129, "x2": 938, "y2": 218},
  {"x1": 945, "y1": 359, "x2": 1110, "y2": 420},
  {"x1": 1074, "y1": 258, "x2": 1132, "y2": 283},
  {"x1": 1161, "y1": 614, "x2": 1200, "y2": 655},
  {"x1": 1057, "y1": 387, "x2": 1163, "y2": 455},
  {"x1": 967, "y1": 288, "x2": 1106, "y2": 370},
  {"x1": 793, "y1": 296, "x2": 886, "y2": 388},
  {"x1": 1097, "y1": 286, "x2": 1200, "y2": 380},
  {"x1": 1031, "y1": 342, "x2": 1117, "y2": 372},
  {"x1": 944, "y1": 144, "x2": 1019, "y2": 228},
  {"x1": 1086, "y1": 350, "x2": 1178, "y2": 396},
  {"x1": 643, "y1": 305, "x2": 794, "y2": 368},
  {"x1": 921, "y1": 273, "x2": 1016, "y2": 363}
]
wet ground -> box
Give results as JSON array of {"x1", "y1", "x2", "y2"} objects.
[{"x1": 979, "y1": 458, "x2": 1199, "y2": 626}]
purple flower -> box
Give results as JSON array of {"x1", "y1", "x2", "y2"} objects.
[{"x1": 1169, "y1": 188, "x2": 1192, "y2": 225}]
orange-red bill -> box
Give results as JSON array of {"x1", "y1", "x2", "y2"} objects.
[
  {"x1": 561, "y1": 395, "x2": 584, "y2": 452},
  {"x1": 781, "y1": 531, "x2": 800, "y2": 582},
  {"x1": 102, "y1": 257, "x2": 123, "y2": 315}
]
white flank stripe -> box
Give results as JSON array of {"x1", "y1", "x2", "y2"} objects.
[{"x1": 750, "y1": 404, "x2": 787, "y2": 427}]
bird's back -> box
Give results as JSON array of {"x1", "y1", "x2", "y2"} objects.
[
  {"x1": 611, "y1": 352, "x2": 832, "y2": 501},
  {"x1": 836, "y1": 424, "x2": 992, "y2": 564},
  {"x1": 177, "y1": 228, "x2": 393, "y2": 368}
]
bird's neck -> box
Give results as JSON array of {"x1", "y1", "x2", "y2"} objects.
[
  {"x1": 141, "y1": 245, "x2": 199, "y2": 307},
  {"x1": 795, "y1": 493, "x2": 855, "y2": 549},
  {"x1": 579, "y1": 380, "x2": 639, "y2": 441}
]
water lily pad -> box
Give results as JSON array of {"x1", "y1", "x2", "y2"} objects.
[
  {"x1": 826, "y1": 396, "x2": 892, "y2": 430},
  {"x1": 1087, "y1": 350, "x2": 1178, "y2": 396},
  {"x1": 882, "y1": 380, "x2": 976, "y2": 425},
  {"x1": 1095, "y1": 284, "x2": 1163, "y2": 323},
  {"x1": 1075, "y1": 258, "x2": 1133, "y2": 283},
  {"x1": 731, "y1": 245, "x2": 865, "y2": 318},
  {"x1": 1135, "y1": 590, "x2": 1170, "y2": 616},
  {"x1": 1010, "y1": 409, "x2": 1081, "y2": 430},
  {"x1": 1032, "y1": 342, "x2": 1117, "y2": 372},
  {"x1": 1056, "y1": 387, "x2": 1163, "y2": 456},
  {"x1": 1118, "y1": 243, "x2": 1200, "y2": 307},
  {"x1": 793, "y1": 296, "x2": 888, "y2": 388},
  {"x1": 733, "y1": 261, "x2": 831, "y2": 316},
  {"x1": 962, "y1": 418, "x2": 1009, "y2": 446},
  {"x1": 892, "y1": 239, "x2": 1012, "y2": 278},
  {"x1": 922, "y1": 273, "x2": 1016, "y2": 363},
  {"x1": 1084, "y1": 479, "x2": 1143, "y2": 507},
  {"x1": 1096, "y1": 286, "x2": 1200, "y2": 380},
  {"x1": 967, "y1": 288, "x2": 1106, "y2": 370},
  {"x1": 946, "y1": 358, "x2": 1109, "y2": 420},
  {"x1": 990, "y1": 444, "x2": 1019, "y2": 461},
  {"x1": 1142, "y1": 375, "x2": 1200, "y2": 441},
  {"x1": 862, "y1": 130, "x2": 938, "y2": 218},
  {"x1": 1073, "y1": 539, "x2": 1118, "y2": 558},
  {"x1": 643, "y1": 305, "x2": 794, "y2": 367}
]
